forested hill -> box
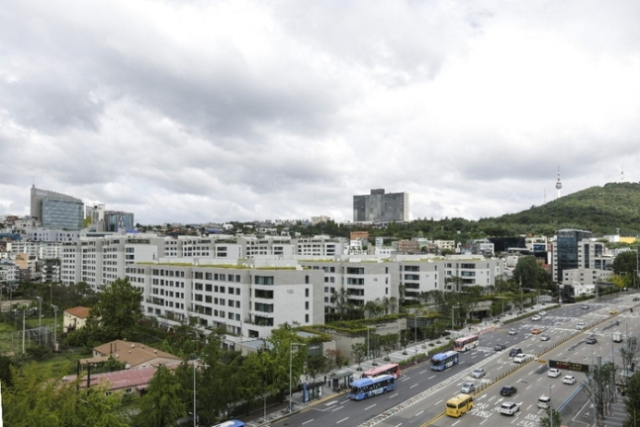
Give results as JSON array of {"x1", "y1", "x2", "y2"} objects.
[
  {"x1": 292, "y1": 182, "x2": 640, "y2": 240},
  {"x1": 477, "y1": 182, "x2": 640, "y2": 237}
]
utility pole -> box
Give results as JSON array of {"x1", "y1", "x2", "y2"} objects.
[
  {"x1": 52, "y1": 305, "x2": 58, "y2": 350},
  {"x1": 22, "y1": 309, "x2": 26, "y2": 353}
]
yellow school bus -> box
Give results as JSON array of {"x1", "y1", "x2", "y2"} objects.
[{"x1": 446, "y1": 393, "x2": 474, "y2": 417}]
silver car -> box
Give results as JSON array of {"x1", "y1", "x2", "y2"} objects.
[
  {"x1": 471, "y1": 368, "x2": 486, "y2": 379},
  {"x1": 461, "y1": 381, "x2": 475, "y2": 394}
]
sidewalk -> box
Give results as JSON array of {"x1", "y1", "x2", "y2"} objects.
[{"x1": 241, "y1": 304, "x2": 547, "y2": 426}]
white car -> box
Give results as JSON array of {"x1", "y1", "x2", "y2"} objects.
[
  {"x1": 547, "y1": 368, "x2": 561, "y2": 378},
  {"x1": 539, "y1": 311, "x2": 547, "y2": 316},
  {"x1": 563, "y1": 375, "x2": 576, "y2": 385},
  {"x1": 513, "y1": 354, "x2": 528, "y2": 364},
  {"x1": 576, "y1": 322, "x2": 586, "y2": 330},
  {"x1": 471, "y1": 368, "x2": 486, "y2": 379},
  {"x1": 508, "y1": 328, "x2": 518, "y2": 335},
  {"x1": 500, "y1": 402, "x2": 520, "y2": 416},
  {"x1": 532, "y1": 315, "x2": 542, "y2": 321}
]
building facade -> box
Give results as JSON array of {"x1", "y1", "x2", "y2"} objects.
[
  {"x1": 552, "y1": 229, "x2": 594, "y2": 283},
  {"x1": 353, "y1": 189, "x2": 409, "y2": 223},
  {"x1": 30, "y1": 186, "x2": 84, "y2": 230}
]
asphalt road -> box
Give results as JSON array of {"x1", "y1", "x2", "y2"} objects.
[{"x1": 273, "y1": 294, "x2": 639, "y2": 427}]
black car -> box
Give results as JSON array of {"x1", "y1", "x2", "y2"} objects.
[
  {"x1": 509, "y1": 348, "x2": 523, "y2": 357},
  {"x1": 494, "y1": 344, "x2": 506, "y2": 351},
  {"x1": 586, "y1": 336, "x2": 598, "y2": 344},
  {"x1": 634, "y1": 297, "x2": 640, "y2": 302},
  {"x1": 500, "y1": 386, "x2": 517, "y2": 396}
]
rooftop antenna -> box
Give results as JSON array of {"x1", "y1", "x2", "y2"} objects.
[{"x1": 555, "y1": 166, "x2": 562, "y2": 199}]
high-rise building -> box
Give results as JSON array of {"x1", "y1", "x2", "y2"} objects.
[
  {"x1": 353, "y1": 189, "x2": 409, "y2": 223},
  {"x1": 552, "y1": 229, "x2": 593, "y2": 283},
  {"x1": 86, "y1": 204, "x2": 135, "y2": 232},
  {"x1": 30, "y1": 186, "x2": 84, "y2": 230}
]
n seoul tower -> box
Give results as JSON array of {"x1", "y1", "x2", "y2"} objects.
[{"x1": 555, "y1": 166, "x2": 563, "y2": 199}]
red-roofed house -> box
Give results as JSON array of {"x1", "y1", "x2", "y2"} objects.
[
  {"x1": 63, "y1": 306, "x2": 91, "y2": 333},
  {"x1": 81, "y1": 340, "x2": 182, "y2": 369}
]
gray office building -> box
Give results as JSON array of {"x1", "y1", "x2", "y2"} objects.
[
  {"x1": 353, "y1": 189, "x2": 409, "y2": 223},
  {"x1": 30, "y1": 186, "x2": 84, "y2": 230}
]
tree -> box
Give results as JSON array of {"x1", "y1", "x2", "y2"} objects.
[
  {"x1": 583, "y1": 361, "x2": 617, "y2": 424},
  {"x1": 513, "y1": 256, "x2": 540, "y2": 289},
  {"x1": 381, "y1": 333, "x2": 399, "y2": 360},
  {"x1": 623, "y1": 372, "x2": 640, "y2": 427},
  {"x1": 399, "y1": 329, "x2": 411, "y2": 354},
  {"x1": 134, "y1": 365, "x2": 186, "y2": 427},
  {"x1": 614, "y1": 251, "x2": 639, "y2": 281},
  {"x1": 306, "y1": 354, "x2": 328, "y2": 383},
  {"x1": 539, "y1": 408, "x2": 562, "y2": 427},
  {"x1": 71, "y1": 278, "x2": 143, "y2": 346},
  {"x1": 351, "y1": 343, "x2": 366, "y2": 369}
]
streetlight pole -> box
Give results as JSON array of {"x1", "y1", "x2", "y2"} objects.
[
  {"x1": 36, "y1": 296, "x2": 42, "y2": 328},
  {"x1": 52, "y1": 305, "x2": 58, "y2": 351},
  {"x1": 289, "y1": 342, "x2": 303, "y2": 412},
  {"x1": 414, "y1": 314, "x2": 418, "y2": 355},
  {"x1": 193, "y1": 363, "x2": 196, "y2": 427},
  {"x1": 452, "y1": 306, "x2": 459, "y2": 334}
]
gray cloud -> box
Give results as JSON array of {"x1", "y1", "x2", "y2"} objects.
[{"x1": 1, "y1": 0, "x2": 639, "y2": 224}]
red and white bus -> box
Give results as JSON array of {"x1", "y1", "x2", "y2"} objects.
[
  {"x1": 453, "y1": 334, "x2": 479, "y2": 352},
  {"x1": 363, "y1": 363, "x2": 401, "y2": 379}
]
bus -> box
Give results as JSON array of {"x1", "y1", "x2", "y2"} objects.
[
  {"x1": 445, "y1": 393, "x2": 474, "y2": 417},
  {"x1": 453, "y1": 334, "x2": 479, "y2": 352},
  {"x1": 348, "y1": 374, "x2": 396, "y2": 401},
  {"x1": 363, "y1": 363, "x2": 401, "y2": 379},
  {"x1": 430, "y1": 350, "x2": 459, "y2": 371},
  {"x1": 211, "y1": 421, "x2": 245, "y2": 427}
]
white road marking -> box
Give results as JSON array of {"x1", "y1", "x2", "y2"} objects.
[
  {"x1": 415, "y1": 410, "x2": 424, "y2": 417},
  {"x1": 419, "y1": 369, "x2": 427, "y2": 374},
  {"x1": 325, "y1": 400, "x2": 338, "y2": 406},
  {"x1": 428, "y1": 375, "x2": 436, "y2": 379},
  {"x1": 336, "y1": 417, "x2": 349, "y2": 424},
  {"x1": 435, "y1": 399, "x2": 443, "y2": 405},
  {"x1": 332, "y1": 406, "x2": 344, "y2": 412},
  {"x1": 365, "y1": 404, "x2": 376, "y2": 411},
  {"x1": 410, "y1": 383, "x2": 418, "y2": 389},
  {"x1": 302, "y1": 420, "x2": 314, "y2": 425},
  {"x1": 388, "y1": 393, "x2": 399, "y2": 399}
]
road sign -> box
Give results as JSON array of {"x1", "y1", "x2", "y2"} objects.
[{"x1": 548, "y1": 359, "x2": 590, "y2": 373}]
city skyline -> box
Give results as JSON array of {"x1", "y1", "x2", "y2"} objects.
[{"x1": 1, "y1": 1, "x2": 638, "y2": 225}]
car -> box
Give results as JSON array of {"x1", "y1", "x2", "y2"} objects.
[
  {"x1": 531, "y1": 327, "x2": 543, "y2": 334},
  {"x1": 576, "y1": 322, "x2": 587, "y2": 330},
  {"x1": 509, "y1": 348, "x2": 523, "y2": 357},
  {"x1": 508, "y1": 328, "x2": 518, "y2": 335},
  {"x1": 471, "y1": 368, "x2": 486, "y2": 379},
  {"x1": 563, "y1": 375, "x2": 577, "y2": 385},
  {"x1": 610, "y1": 309, "x2": 618, "y2": 314},
  {"x1": 532, "y1": 315, "x2": 542, "y2": 321},
  {"x1": 500, "y1": 401, "x2": 520, "y2": 416},
  {"x1": 500, "y1": 385, "x2": 517, "y2": 397},
  {"x1": 539, "y1": 311, "x2": 547, "y2": 316},
  {"x1": 582, "y1": 305, "x2": 589, "y2": 309},
  {"x1": 548, "y1": 368, "x2": 561, "y2": 378},
  {"x1": 494, "y1": 343, "x2": 506, "y2": 351},
  {"x1": 461, "y1": 381, "x2": 475, "y2": 394},
  {"x1": 586, "y1": 336, "x2": 598, "y2": 344},
  {"x1": 513, "y1": 354, "x2": 528, "y2": 363},
  {"x1": 633, "y1": 297, "x2": 639, "y2": 302},
  {"x1": 540, "y1": 334, "x2": 550, "y2": 341}
]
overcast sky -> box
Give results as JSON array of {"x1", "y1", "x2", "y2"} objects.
[{"x1": 1, "y1": 1, "x2": 639, "y2": 225}]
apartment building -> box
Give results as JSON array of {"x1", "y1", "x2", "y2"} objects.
[
  {"x1": 126, "y1": 262, "x2": 324, "y2": 339},
  {"x1": 551, "y1": 229, "x2": 595, "y2": 283},
  {"x1": 353, "y1": 189, "x2": 409, "y2": 223}
]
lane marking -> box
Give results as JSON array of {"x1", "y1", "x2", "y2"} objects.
[
  {"x1": 302, "y1": 420, "x2": 314, "y2": 425},
  {"x1": 410, "y1": 384, "x2": 418, "y2": 389},
  {"x1": 365, "y1": 404, "x2": 376, "y2": 411},
  {"x1": 415, "y1": 410, "x2": 424, "y2": 417},
  {"x1": 389, "y1": 393, "x2": 399, "y2": 399},
  {"x1": 428, "y1": 375, "x2": 436, "y2": 380},
  {"x1": 336, "y1": 417, "x2": 349, "y2": 424},
  {"x1": 332, "y1": 405, "x2": 344, "y2": 412}
]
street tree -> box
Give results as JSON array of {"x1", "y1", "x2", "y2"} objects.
[
  {"x1": 613, "y1": 251, "x2": 639, "y2": 281},
  {"x1": 306, "y1": 354, "x2": 328, "y2": 383},
  {"x1": 623, "y1": 372, "x2": 640, "y2": 427},
  {"x1": 539, "y1": 408, "x2": 562, "y2": 427},
  {"x1": 583, "y1": 360, "x2": 617, "y2": 424},
  {"x1": 352, "y1": 343, "x2": 366, "y2": 369}
]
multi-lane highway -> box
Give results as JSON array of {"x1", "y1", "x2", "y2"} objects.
[{"x1": 273, "y1": 293, "x2": 639, "y2": 427}]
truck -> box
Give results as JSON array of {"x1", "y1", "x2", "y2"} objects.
[{"x1": 613, "y1": 332, "x2": 623, "y2": 343}]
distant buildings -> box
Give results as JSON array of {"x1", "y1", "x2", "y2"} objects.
[
  {"x1": 30, "y1": 185, "x2": 84, "y2": 230},
  {"x1": 86, "y1": 204, "x2": 135, "y2": 232},
  {"x1": 552, "y1": 229, "x2": 593, "y2": 283},
  {"x1": 353, "y1": 189, "x2": 409, "y2": 223}
]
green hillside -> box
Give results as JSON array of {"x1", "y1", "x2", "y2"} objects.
[{"x1": 477, "y1": 182, "x2": 640, "y2": 237}]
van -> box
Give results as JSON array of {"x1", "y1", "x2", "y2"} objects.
[
  {"x1": 446, "y1": 393, "x2": 474, "y2": 417},
  {"x1": 538, "y1": 395, "x2": 551, "y2": 409},
  {"x1": 613, "y1": 332, "x2": 623, "y2": 343}
]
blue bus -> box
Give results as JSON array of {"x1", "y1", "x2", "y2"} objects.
[
  {"x1": 430, "y1": 350, "x2": 459, "y2": 371},
  {"x1": 211, "y1": 421, "x2": 245, "y2": 427},
  {"x1": 348, "y1": 374, "x2": 396, "y2": 400}
]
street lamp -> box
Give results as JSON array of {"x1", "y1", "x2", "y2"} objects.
[
  {"x1": 35, "y1": 296, "x2": 42, "y2": 328},
  {"x1": 51, "y1": 305, "x2": 58, "y2": 350},
  {"x1": 452, "y1": 306, "x2": 459, "y2": 333},
  {"x1": 289, "y1": 342, "x2": 304, "y2": 412}
]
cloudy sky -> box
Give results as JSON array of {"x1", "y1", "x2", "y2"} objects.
[{"x1": 1, "y1": 1, "x2": 639, "y2": 225}]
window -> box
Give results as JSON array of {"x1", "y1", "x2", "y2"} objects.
[
  {"x1": 305, "y1": 301, "x2": 309, "y2": 310},
  {"x1": 305, "y1": 288, "x2": 309, "y2": 297},
  {"x1": 347, "y1": 267, "x2": 365, "y2": 275},
  {"x1": 255, "y1": 276, "x2": 274, "y2": 285},
  {"x1": 305, "y1": 314, "x2": 309, "y2": 323}
]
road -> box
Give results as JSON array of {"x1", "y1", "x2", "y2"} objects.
[{"x1": 273, "y1": 294, "x2": 639, "y2": 427}]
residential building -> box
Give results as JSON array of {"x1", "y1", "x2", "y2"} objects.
[
  {"x1": 353, "y1": 189, "x2": 409, "y2": 223},
  {"x1": 30, "y1": 186, "x2": 84, "y2": 230},
  {"x1": 87, "y1": 204, "x2": 136, "y2": 232},
  {"x1": 84, "y1": 339, "x2": 182, "y2": 369},
  {"x1": 63, "y1": 306, "x2": 91, "y2": 333}
]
